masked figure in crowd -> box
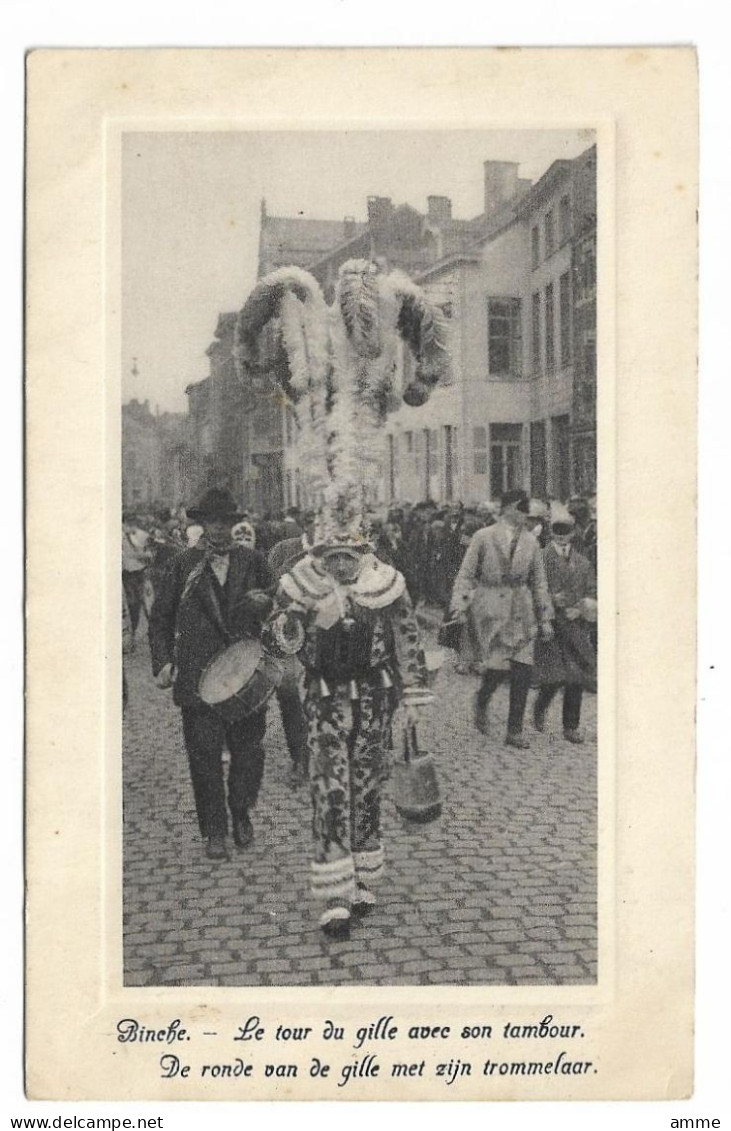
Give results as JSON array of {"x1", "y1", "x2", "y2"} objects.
[
  {"x1": 234, "y1": 257, "x2": 449, "y2": 936},
  {"x1": 232, "y1": 520, "x2": 257, "y2": 550}
]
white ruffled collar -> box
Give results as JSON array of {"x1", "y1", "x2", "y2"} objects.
[{"x1": 281, "y1": 552, "x2": 406, "y2": 620}]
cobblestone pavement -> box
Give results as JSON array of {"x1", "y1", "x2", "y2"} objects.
[{"x1": 123, "y1": 617, "x2": 597, "y2": 988}]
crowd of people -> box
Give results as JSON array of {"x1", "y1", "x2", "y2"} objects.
[
  {"x1": 122, "y1": 488, "x2": 598, "y2": 939},
  {"x1": 123, "y1": 494, "x2": 597, "y2": 635}
]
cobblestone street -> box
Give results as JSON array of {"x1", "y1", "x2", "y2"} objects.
[{"x1": 123, "y1": 618, "x2": 597, "y2": 988}]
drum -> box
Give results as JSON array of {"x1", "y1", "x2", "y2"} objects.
[{"x1": 198, "y1": 638, "x2": 282, "y2": 722}]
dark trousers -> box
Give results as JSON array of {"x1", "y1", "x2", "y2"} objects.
[
  {"x1": 535, "y1": 683, "x2": 583, "y2": 732},
  {"x1": 476, "y1": 662, "x2": 533, "y2": 735},
  {"x1": 180, "y1": 705, "x2": 267, "y2": 840},
  {"x1": 122, "y1": 570, "x2": 146, "y2": 635},
  {"x1": 276, "y1": 657, "x2": 308, "y2": 770}
]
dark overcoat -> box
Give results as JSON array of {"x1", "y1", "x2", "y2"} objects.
[
  {"x1": 148, "y1": 546, "x2": 273, "y2": 706},
  {"x1": 533, "y1": 544, "x2": 597, "y2": 688}
]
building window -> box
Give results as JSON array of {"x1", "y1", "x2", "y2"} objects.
[
  {"x1": 573, "y1": 434, "x2": 597, "y2": 497},
  {"x1": 388, "y1": 434, "x2": 398, "y2": 501},
  {"x1": 443, "y1": 424, "x2": 456, "y2": 501},
  {"x1": 531, "y1": 225, "x2": 540, "y2": 269},
  {"x1": 544, "y1": 209, "x2": 555, "y2": 258},
  {"x1": 545, "y1": 283, "x2": 555, "y2": 374},
  {"x1": 403, "y1": 430, "x2": 413, "y2": 455},
  {"x1": 428, "y1": 430, "x2": 439, "y2": 475},
  {"x1": 473, "y1": 426, "x2": 488, "y2": 476},
  {"x1": 530, "y1": 421, "x2": 548, "y2": 498},
  {"x1": 490, "y1": 424, "x2": 523, "y2": 497},
  {"x1": 559, "y1": 194, "x2": 571, "y2": 244},
  {"x1": 551, "y1": 415, "x2": 571, "y2": 500},
  {"x1": 574, "y1": 237, "x2": 597, "y2": 302},
  {"x1": 414, "y1": 430, "x2": 424, "y2": 474},
  {"x1": 487, "y1": 297, "x2": 522, "y2": 378},
  {"x1": 560, "y1": 271, "x2": 572, "y2": 366},
  {"x1": 531, "y1": 292, "x2": 541, "y2": 375}
]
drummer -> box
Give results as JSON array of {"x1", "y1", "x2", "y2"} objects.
[{"x1": 148, "y1": 488, "x2": 274, "y2": 861}]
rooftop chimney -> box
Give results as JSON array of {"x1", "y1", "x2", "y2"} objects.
[
  {"x1": 483, "y1": 161, "x2": 520, "y2": 216},
  {"x1": 427, "y1": 195, "x2": 452, "y2": 226},
  {"x1": 367, "y1": 196, "x2": 393, "y2": 230}
]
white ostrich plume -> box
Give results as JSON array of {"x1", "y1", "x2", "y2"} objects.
[{"x1": 235, "y1": 258, "x2": 450, "y2": 546}]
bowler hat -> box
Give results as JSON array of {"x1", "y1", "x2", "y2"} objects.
[{"x1": 187, "y1": 488, "x2": 243, "y2": 523}]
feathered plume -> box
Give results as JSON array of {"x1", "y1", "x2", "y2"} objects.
[
  {"x1": 390, "y1": 269, "x2": 450, "y2": 405},
  {"x1": 234, "y1": 266, "x2": 329, "y2": 397},
  {"x1": 337, "y1": 259, "x2": 382, "y2": 360},
  {"x1": 235, "y1": 259, "x2": 451, "y2": 546}
]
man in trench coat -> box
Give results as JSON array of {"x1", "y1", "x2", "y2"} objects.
[{"x1": 450, "y1": 489, "x2": 554, "y2": 748}]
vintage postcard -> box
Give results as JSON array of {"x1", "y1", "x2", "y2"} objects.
[{"x1": 25, "y1": 47, "x2": 697, "y2": 1100}]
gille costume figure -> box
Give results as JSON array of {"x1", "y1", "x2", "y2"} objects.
[{"x1": 235, "y1": 257, "x2": 448, "y2": 936}]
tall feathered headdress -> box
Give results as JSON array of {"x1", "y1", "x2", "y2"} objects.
[{"x1": 235, "y1": 259, "x2": 450, "y2": 547}]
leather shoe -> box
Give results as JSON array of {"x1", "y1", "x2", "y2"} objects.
[
  {"x1": 232, "y1": 813, "x2": 254, "y2": 850},
  {"x1": 505, "y1": 732, "x2": 531, "y2": 749},
  {"x1": 320, "y1": 905, "x2": 351, "y2": 939},
  {"x1": 206, "y1": 836, "x2": 230, "y2": 861},
  {"x1": 563, "y1": 729, "x2": 585, "y2": 745}
]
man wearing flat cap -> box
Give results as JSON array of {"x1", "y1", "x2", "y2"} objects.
[
  {"x1": 149, "y1": 488, "x2": 274, "y2": 860},
  {"x1": 450, "y1": 489, "x2": 554, "y2": 748}
]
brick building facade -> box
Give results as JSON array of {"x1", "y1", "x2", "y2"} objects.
[{"x1": 178, "y1": 145, "x2": 597, "y2": 513}]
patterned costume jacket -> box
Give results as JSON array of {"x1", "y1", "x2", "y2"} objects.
[{"x1": 262, "y1": 552, "x2": 430, "y2": 904}]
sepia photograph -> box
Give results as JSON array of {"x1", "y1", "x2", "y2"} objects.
[
  {"x1": 121, "y1": 127, "x2": 599, "y2": 988},
  {"x1": 23, "y1": 44, "x2": 699, "y2": 1102}
]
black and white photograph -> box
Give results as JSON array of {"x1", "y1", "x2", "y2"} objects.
[
  {"x1": 121, "y1": 128, "x2": 600, "y2": 988},
  {"x1": 22, "y1": 43, "x2": 701, "y2": 1105}
]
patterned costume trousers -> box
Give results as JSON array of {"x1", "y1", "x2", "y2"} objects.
[{"x1": 304, "y1": 684, "x2": 392, "y2": 903}]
